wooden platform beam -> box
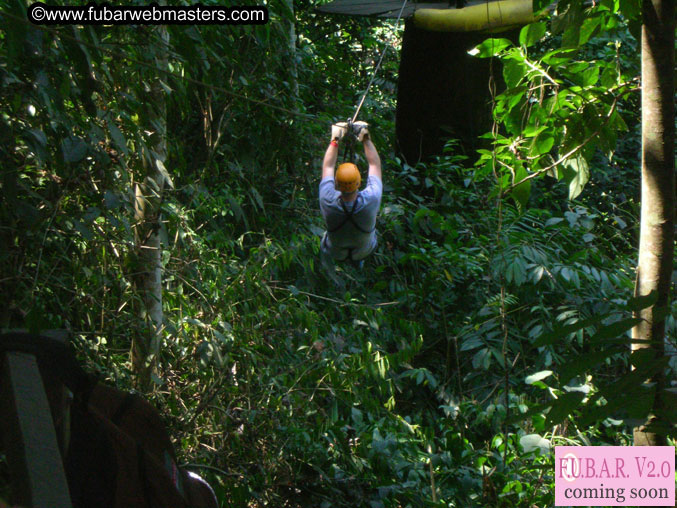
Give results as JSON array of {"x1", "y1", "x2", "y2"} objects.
[
  {"x1": 0, "y1": 351, "x2": 72, "y2": 508},
  {"x1": 316, "y1": 0, "x2": 488, "y2": 18}
]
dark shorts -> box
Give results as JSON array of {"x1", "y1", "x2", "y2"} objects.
[{"x1": 321, "y1": 233, "x2": 377, "y2": 262}]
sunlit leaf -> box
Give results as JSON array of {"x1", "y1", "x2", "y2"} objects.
[
  {"x1": 471, "y1": 38, "x2": 513, "y2": 58},
  {"x1": 561, "y1": 155, "x2": 590, "y2": 200},
  {"x1": 525, "y1": 370, "x2": 553, "y2": 384},
  {"x1": 520, "y1": 433, "x2": 551, "y2": 454},
  {"x1": 510, "y1": 165, "x2": 531, "y2": 210},
  {"x1": 519, "y1": 22, "x2": 547, "y2": 48}
]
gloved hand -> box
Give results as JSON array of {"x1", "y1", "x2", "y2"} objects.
[
  {"x1": 331, "y1": 122, "x2": 348, "y2": 142},
  {"x1": 353, "y1": 121, "x2": 369, "y2": 142}
]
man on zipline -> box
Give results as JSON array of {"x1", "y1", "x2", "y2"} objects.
[{"x1": 319, "y1": 121, "x2": 382, "y2": 270}]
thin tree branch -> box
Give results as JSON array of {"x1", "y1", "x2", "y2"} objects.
[{"x1": 506, "y1": 96, "x2": 619, "y2": 191}]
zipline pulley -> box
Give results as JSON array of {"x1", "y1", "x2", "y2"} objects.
[{"x1": 341, "y1": 118, "x2": 357, "y2": 165}]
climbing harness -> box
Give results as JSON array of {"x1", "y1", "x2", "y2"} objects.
[
  {"x1": 325, "y1": 195, "x2": 376, "y2": 262},
  {"x1": 322, "y1": 196, "x2": 376, "y2": 262},
  {"x1": 327, "y1": 197, "x2": 375, "y2": 235}
]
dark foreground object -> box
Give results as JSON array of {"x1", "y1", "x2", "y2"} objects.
[{"x1": 0, "y1": 332, "x2": 218, "y2": 508}]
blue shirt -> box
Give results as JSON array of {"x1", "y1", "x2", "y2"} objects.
[{"x1": 319, "y1": 175, "x2": 382, "y2": 261}]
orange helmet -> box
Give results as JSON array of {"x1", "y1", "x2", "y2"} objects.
[{"x1": 335, "y1": 163, "x2": 361, "y2": 193}]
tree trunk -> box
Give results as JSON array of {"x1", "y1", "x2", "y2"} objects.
[
  {"x1": 631, "y1": 0, "x2": 675, "y2": 447},
  {"x1": 132, "y1": 20, "x2": 170, "y2": 388},
  {"x1": 286, "y1": 0, "x2": 300, "y2": 105}
]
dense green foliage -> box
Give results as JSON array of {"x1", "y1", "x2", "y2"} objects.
[{"x1": 1, "y1": 0, "x2": 675, "y2": 506}]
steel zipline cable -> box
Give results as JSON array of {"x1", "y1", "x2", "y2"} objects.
[
  {"x1": 334, "y1": 0, "x2": 408, "y2": 163},
  {"x1": 350, "y1": 0, "x2": 409, "y2": 124}
]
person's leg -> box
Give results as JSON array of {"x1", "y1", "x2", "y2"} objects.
[
  {"x1": 320, "y1": 246, "x2": 335, "y2": 272},
  {"x1": 352, "y1": 234, "x2": 377, "y2": 270},
  {"x1": 320, "y1": 234, "x2": 344, "y2": 287},
  {"x1": 320, "y1": 234, "x2": 334, "y2": 269},
  {"x1": 347, "y1": 249, "x2": 364, "y2": 270}
]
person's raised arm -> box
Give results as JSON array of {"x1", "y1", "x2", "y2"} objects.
[
  {"x1": 322, "y1": 142, "x2": 339, "y2": 180},
  {"x1": 363, "y1": 136, "x2": 381, "y2": 180},
  {"x1": 353, "y1": 121, "x2": 381, "y2": 180},
  {"x1": 322, "y1": 122, "x2": 347, "y2": 179}
]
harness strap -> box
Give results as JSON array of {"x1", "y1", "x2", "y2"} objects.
[
  {"x1": 340, "y1": 199, "x2": 375, "y2": 234},
  {"x1": 327, "y1": 197, "x2": 375, "y2": 235}
]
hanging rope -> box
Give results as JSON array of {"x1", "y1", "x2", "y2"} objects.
[
  {"x1": 351, "y1": 0, "x2": 409, "y2": 123},
  {"x1": 333, "y1": 0, "x2": 408, "y2": 164}
]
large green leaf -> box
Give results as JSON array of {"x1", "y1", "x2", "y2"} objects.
[
  {"x1": 546, "y1": 391, "x2": 585, "y2": 427},
  {"x1": 624, "y1": 291, "x2": 658, "y2": 311},
  {"x1": 558, "y1": 346, "x2": 625, "y2": 383},
  {"x1": 618, "y1": 0, "x2": 641, "y2": 19},
  {"x1": 533, "y1": 315, "x2": 604, "y2": 346},
  {"x1": 579, "y1": 16, "x2": 602, "y2": 45},
  {"x1": 561, "y1": 155, "x2": 590, "y2": 200},
  {"x1": 471, "y1": 38, "x2": 513, "y2": 58},
  {"x1": 588, "y1": 317, "x2": 641, "y2": 344},
  {"x1": 530, "y1": 133, "x2": 555, "y2": 157},
  {"x1": 107, "y1": 119, "x2": 128, "y2": 156},
  {"x1": 502, "y1": 57, "x2": 527, "y2": 88},
  {"x1": 61, "y1": 136, "x2": 87, "y2": 163},
  {"x1": 510, "y1": 165, "x2": 531, "y2": 210},
  {"x1": 553, "y1": 0, "x2": 584, "y2": 47},
  {"x1": 519, "y1": 22, "x2": 547, "y2": 48}
]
